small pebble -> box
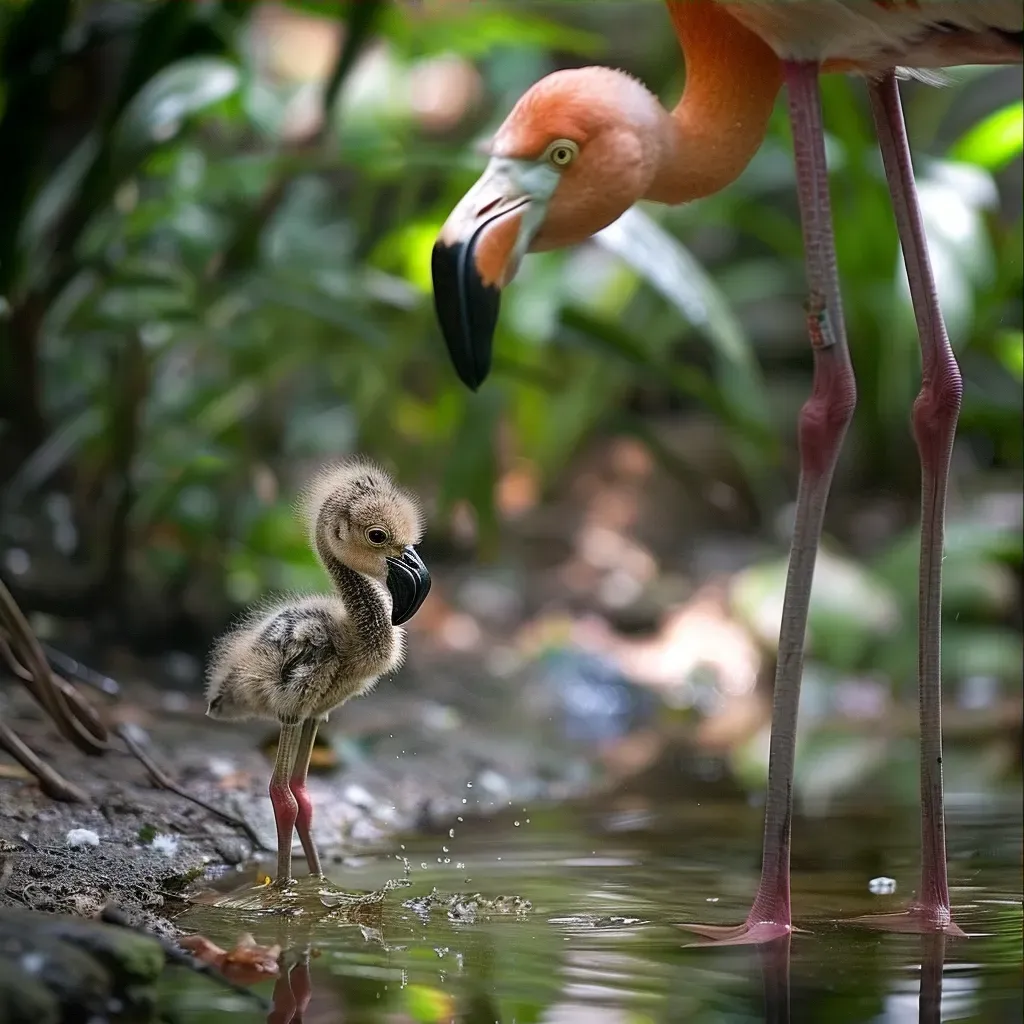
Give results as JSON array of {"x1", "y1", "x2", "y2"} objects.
[
  {"x1": 868, "y1": 876, "x2": 897, "y2": 895},
  {"x1": 151, "y1": 834, "x2": 180, "y2": 856},
  {"x1": 66, "y1": 828, "x2": 100, "y2": 848}
]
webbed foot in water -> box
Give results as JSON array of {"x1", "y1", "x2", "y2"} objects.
[
  {"x1": 844, "y1": 903, "x2": 967, "y2": 937},
  {"x1": 676, "y1": 919, "x2": 810, "y2": 947}
]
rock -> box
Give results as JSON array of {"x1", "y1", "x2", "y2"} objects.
[
  {"x1": 0, "y1": 924, "x2": 111, "y2": 1021},
  {"x1": 0, "y1": 907, "x2": 165, "y2": 1023},
  {"x1": 0, "y1": 957, "x2": 60, "y2": 1024}
]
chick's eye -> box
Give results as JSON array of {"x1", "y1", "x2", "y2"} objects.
[
  {"x1": 365, "y1": 527, "x2": 390, "y2": 546},
  {"x1": 545, "y1": 139, "x2": 578, "y2": 168}
]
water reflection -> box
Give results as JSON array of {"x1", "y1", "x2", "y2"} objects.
[
  {"x1": 267, "y1": 952, "x2": 312, "y2": 1024},
  {"x1": 164, "y1": 799, "x2": 1022, "y2": 1023},
  {"x1": 248, "y1": 927, "x2": 964, "y2": 1024},
  {"x1": 760, "y1": 936, "x2": 791, "y2": 1024},
  {"x1": 918, "y1": 933, "x2": 946, "y2": 1024}
]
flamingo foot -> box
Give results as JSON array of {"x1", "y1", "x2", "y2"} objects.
[
  {"x1": 678, "y1": 918, "x2": 809, "y2": 947},
  {"x1": 845, "y1": 902, "x2": 966, "y2": 937}
]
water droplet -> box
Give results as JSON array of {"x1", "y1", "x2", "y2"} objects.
[
  {"x1": 449, "y1": 828, "x2": 455, "y2": 838},
  {"x1": 466, "y1": 782, "x2": 473, "y2": 788},
  {"x1": 442, "y1": 846, "x2": 449, "y2": 853},
  {"x1": 457, "y1": 816, "x2": 463, "y2": 822},
  {"x1": 514, "y1": 821, "x2": 520, "y2": 827}
]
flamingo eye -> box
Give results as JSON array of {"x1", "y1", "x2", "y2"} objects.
[
  {"x1": 365, "y1": 526, "x2": 390, "y2": 546},
  {"x1": 544, "y1": 139, "x2": 578, "y2": 168}
]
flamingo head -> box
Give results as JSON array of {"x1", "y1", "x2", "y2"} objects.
[{"x1": 431, "y1": 67, "x2": 667, "y2": 390}]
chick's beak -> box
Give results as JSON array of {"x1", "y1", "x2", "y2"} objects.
[
  {"x1": 431, "y1": 158, "x2": 553, "y2": 391},
  {"x1": 385, "y1": 546, "x2": 431, "y2": 626}
]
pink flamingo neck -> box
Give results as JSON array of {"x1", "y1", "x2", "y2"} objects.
[{"x1": 647, "y1": 0, "x2": 783, "y2": 204}]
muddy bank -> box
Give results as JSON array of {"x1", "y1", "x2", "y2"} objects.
[{"x1": 0, "y1": 646, "x2": 644, "y2": 934}]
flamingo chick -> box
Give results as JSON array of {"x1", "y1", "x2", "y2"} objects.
[
  {"x1": 432, "y1": 0, "x2": 1022, "y2": 944},
  {"x1": 205, "y1": 459, "x2": 431, "y2": 884}
]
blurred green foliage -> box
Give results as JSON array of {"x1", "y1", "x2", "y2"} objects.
[{"x1": 0, "y1": 0, "x2": 1020, "y2": 653}]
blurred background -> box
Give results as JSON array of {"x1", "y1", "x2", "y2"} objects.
[{"x1": 0, "y1": 0, "x2": 1021, "y2": 820}]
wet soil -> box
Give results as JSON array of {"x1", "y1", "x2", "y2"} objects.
[{"x1": 0, "y1": 653, "x2": 607, "y2": 936}]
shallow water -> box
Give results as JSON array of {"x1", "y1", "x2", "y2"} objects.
[{"x1": 166, "y1": 796, "x2": 1022, "y2": 1023}]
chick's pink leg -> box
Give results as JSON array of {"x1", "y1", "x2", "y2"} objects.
[
  {"x1": 289, "y1": 717, "x2": 324, "y2": 877},
  {"x1": 270, "y1": 722, "x2": 302, "y2": 883}
]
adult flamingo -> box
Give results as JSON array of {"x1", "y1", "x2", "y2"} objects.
[{"x1": 430, "y1": 0, "x2": 1023, "y2": 944}]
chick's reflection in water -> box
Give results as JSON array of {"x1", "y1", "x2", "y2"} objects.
[
  {"x1": 267, "y1": 951, "x2": 312, "y2": 1024},
  {"x1": 205, "y1": 459, "x2": 431, "y2": 891}
]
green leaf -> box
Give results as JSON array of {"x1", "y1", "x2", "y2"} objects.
[
  {"x1": 404, "y1": 984, "x2": 454, "y2": 1024},
  {"x1": 438, "y1": 389, "x2": 501, "y2": 555},
  {"x1": 592, "y1": 206, "x2": 777, "y2": 478},
  {"x1": 950, "y1": 99, "x2": 1024, "y2": 171},
  {"x1": 731, "y1": 548, "x2": 901, "y2": 670},
  {"x1": 112, "y1": 57, "x2": 240, "y2": 165},
  {"x1": 995, "y1": 328, "x2": 1024, "y2": 382},
  {"x1": 381, "y1": 6, "x2": 603, "y2": 61},
  {"x1": 941, "y1": 626, "x2": 1023, "y2": 683},
  {"x1": 21, "y1": 135, "x2": 99, "y2": 259},
  {"x1": 874, "y1": 519, "x2": 1024, "y2": 613}
]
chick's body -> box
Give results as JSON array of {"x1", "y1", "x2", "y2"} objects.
[
  {"x1": 204, "y1": 458, "x2": 424, "y2": 726},
  {"x1": 205, "y1": 592, "x2": 405, "y2": 724}
]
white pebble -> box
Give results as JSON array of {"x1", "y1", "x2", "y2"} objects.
[
  {"x1": 151, "y1": 834, "x2": 180, "y2": 857},
  {"x1": 868, "y1": 876, "x2": 897, "y2": 895},
  {"x1": 66, "y1": 828, "x2": 99, "y2": 848}
]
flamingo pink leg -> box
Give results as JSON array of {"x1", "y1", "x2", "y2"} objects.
[
  {"x1": 680, "y1": 60, "x2": 857, "y2": 945},
  {"x1": 290, "y1": 717, "x2": 324, "y2": 877},
  {"x1": 849, "y1": 71, "x2": 964, "y2": 936}
]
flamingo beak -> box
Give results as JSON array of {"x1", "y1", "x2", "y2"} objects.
[
  {"x1": 431, "y1": 158, "x2": 559, "y2": 390},
  {"x1": 385, "y1": 546, "x2": 431, "y2": 626}
]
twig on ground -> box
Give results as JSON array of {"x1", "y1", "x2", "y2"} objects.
[
  {"x1": 115, "y1": 724, "x2": 268, "y2": 852},
  {"x1": 40, "y1": 643, "x2": 120, "y2": 696},
  {"x1": 0, "y1": 579, "x2": 108, "y2": 755},
  {"x1": 0, "y1": 718, "x2": 87, "y2": 802}
]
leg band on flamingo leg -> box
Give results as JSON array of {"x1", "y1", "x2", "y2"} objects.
[
  {"x1": 679, "y1": 62, "x2": 856, "y2": 947},
  {"x1": 861, "y1": 71, "x2": 963, "y2": 936}
]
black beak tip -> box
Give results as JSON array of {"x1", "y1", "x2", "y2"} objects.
[{"x1": 431, "y1": 239, "x2": 499, "y2": 392}]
